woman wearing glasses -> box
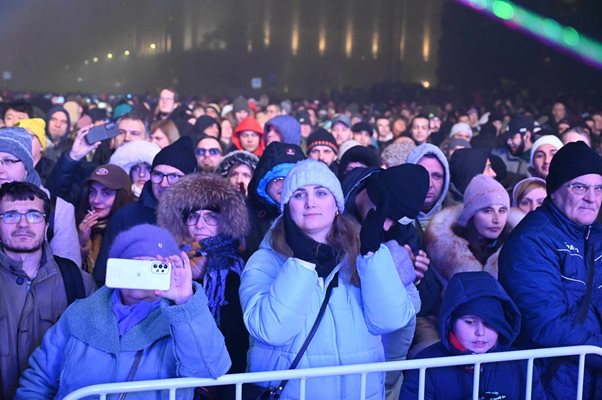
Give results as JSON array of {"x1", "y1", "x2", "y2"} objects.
[
  {"x1": 158, "y1": 173, "x2": 250, "y2": 384},
  {"x1": 93, "y1": 136, "x2": 198, "y2": 286}
]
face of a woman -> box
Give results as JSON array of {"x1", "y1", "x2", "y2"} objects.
[
  {"x1": 518, "y1": 187, "x2": 546, "y2": 213},
  {"x1": 473, "y1": 204, "x2": 508, "y2": 240},
  {"x1": 288, "y1": 184, "x2": 337, "y2": 244},
  {"x1": 150, "y1": 129, "x2": 170, "y2": 149},
  {"x1": 473, "y1": 205, "x2": 508, "y2": 240},
  {"x1": 88, "y1": 182, "x2": 117, "y2": 219},
  {"x1": 186, "y1": 209, "x2": 222, "y2": 241},
  {"x1": 130, "y1": 163, "x2": 151, "y2": 187}
]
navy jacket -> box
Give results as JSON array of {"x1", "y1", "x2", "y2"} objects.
[
  {"x1": 498, "y1": 198, "x2": 602, "y2": 399},
  {"x1": 93, "y1": 181, "x2": 158, "y2": 286},
  {"x1": 400, "y1": 272, "x2": 546, "y2": 400}
]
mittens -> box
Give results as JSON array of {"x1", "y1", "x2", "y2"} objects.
[{"x1": 360, "y1": 198, "x2": 389, "y2": 255}]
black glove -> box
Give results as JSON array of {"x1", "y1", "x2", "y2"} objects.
[
  {"x1": 360, "y1": 198, "x2": 389, "y2": 255},
  {"x1": 283, "y1": 206, "x2": 316, "y2": 262}
]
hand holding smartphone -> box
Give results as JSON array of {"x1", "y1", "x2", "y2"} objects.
[
  {"x1": 106, "y1": 258, "x2": 171, "y2": 290},
  {"x1": 85, "y1": 122, "x2": 120, "y2": 145}
]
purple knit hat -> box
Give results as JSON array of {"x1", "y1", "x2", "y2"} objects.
[
  {"x1": 109, "y1": 224, "x2": 180, "y2": 259},
  {"x1": 458, "y1": 175, "x2": 510, "y2": 227}
]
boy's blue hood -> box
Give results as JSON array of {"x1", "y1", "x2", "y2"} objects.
[{"x1": 439, "y1": 271, "x2": 521, "y2": 353}]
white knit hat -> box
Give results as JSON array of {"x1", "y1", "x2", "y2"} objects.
[
  {"x1": 529, "y1": 135, "x2": 563, "y2": 167},
  {"x1": 449, "y1": 122, "x2": 473, "y2": 139},
  {"x1": 109, "y1": 140, "x2": 161, "y2": 175},
  {"x1": 280, "y1": 159, "x2": 345, "y2": 213}
]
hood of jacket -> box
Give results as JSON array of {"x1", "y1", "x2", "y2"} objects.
[
  {"x1": 231, "y1": 116, "x2": 264, "y2": 156},
  {"x1": 406, "y1": 144, "x2": 450, "y2": 221},
  {"x1": 425, "y1": 204, "x2": 524, "y2": 280},
  {"x1": 45, "y1": 106, "x2": 71, "y2": 141},
  {"x1": 157, "y1": 173, "x2": 250, "y2": 243},
  {"x1": 439, "y1": 271, "x2": 521, "y2": 353},
  {"x1": 263, "y1": 115, "x2": 301, "y2": 146}
]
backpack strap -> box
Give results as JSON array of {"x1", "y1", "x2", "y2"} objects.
[
  {"x1": 46, "y1": 194, "x2": 57, "y2": 242},
  {"x1": 55, "y1": 255, "x2": 85, "y2": 304}
]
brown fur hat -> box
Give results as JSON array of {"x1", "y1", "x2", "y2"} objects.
[{"x1": 157, "y1": 173, "x2": 250, "y2": 242}]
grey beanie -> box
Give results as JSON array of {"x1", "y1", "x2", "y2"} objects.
[
  {"x1": 0, "y1": 127, "x2": 38, "y2": 185},
  {"x1": 280, "y1": 159, "x2": 345, "y2": 213}
]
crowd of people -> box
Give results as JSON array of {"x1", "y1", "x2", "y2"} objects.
[{"x1": 0, "y1": 88, "x2": 601, "y2": 400}]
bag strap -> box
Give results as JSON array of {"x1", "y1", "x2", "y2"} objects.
[
  {"x1": 271, "y1": 273, "x2": 339, "y2": 399},
  {"x1": 55, "y1": 255, "x2": 85, "y2": 305},
  {"x1": 118, "y1": 349, "x2": 144, "y2": 400},
  {"x1": 46, "y1": 194, "x2": 57, "y2": 242}
]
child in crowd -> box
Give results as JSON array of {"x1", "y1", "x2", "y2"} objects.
[{"x1": 400, "y1": 271, "x2": 546, "y2": 400}]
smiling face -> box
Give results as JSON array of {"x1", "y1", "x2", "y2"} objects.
[
  {"x1": 287, "y1": 184, "x2": 337, "y2": 243},
  {"x1": 473, "y1": 205, "x2": 508, "y2": 240},
  {"x1": 453, "y1": 315, "x2": 499, "y2": 354},
  {"x1": 88, "y1": 182, "x2": 117, "y2": 220},
  {"x1": 551, "y1": 174, "x2": 602, "y2": 226}
]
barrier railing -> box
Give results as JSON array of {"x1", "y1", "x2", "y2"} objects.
[{"x1": 63, "y1": 345, "x2": 602, "y2": 400}]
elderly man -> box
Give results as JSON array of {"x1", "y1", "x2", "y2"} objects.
[{"x1": 499, "y1": 141, "x2": 602, "y2": 399}]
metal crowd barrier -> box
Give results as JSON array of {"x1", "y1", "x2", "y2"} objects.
[{"x1": 63, "y1": 345, "x2": 602, "y2": 400}]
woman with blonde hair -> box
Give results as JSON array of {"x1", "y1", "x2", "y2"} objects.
[{"x1": 240, "y1": 159, "x2": 416, "y2": 399}]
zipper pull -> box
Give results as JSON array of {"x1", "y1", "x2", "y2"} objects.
[{"x1": 585, "y1": 225, "x2": 591, "y2": 241}]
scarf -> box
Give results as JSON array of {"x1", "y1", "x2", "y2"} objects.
[
  {"x1": 111, "y1": 289, "x2": 161, "y2": 336},
  {"x1": 283, "y1": 207, "x2": 339, "y2": 278},
  {"x1": 185, "y1": 234, "x2": 244, "y2": 326}
]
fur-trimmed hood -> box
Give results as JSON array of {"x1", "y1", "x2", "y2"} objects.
[
  {"x1": 157, "y1": 173, "x2": 250, "y2": 242},
  {"x1": 425, "y1": 204, "x2": 525, "y2": 281}
]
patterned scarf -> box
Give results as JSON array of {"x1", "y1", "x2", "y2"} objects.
[{"x1": 186, "y1": 234, "x2": 244, "y2": 326}]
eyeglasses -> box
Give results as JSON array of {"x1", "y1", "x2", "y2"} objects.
[
  {"x1": 0, "y1": 210, "x2": 46, "y2": 224},
  {"x1": 566, "y1": 182, "x2": 602, "y2": 195},
  {"x1": 150, "y1": 171, "x2": 184, "y2": 184},
  {"x1": 0, "y1": 158, "x2": 22, "y2": 167},
  {"x1": 195, "y1": 148, "x2": 221, "y2": 157},
  {"x1": 183, "y1": 210, "x2": 220, "y2": 226},
  {"x1": 269, "y1": 177, "x2": 285, "y2": 186}
]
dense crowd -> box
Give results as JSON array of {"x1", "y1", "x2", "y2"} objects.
[{"x1": 0, "y1": 88, "x2": 601, "y2": 400}]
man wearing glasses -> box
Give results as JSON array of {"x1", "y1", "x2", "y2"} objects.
[
  {"x1": 499, "y1": 141, "x2": 602, "y2": 399},
  {"x1": 195, "y1": 135, "x2": 223, "y2": 173},
  {"x1": 0, "y1": 181, "x2": 95, "y2": 399},
  {"x1": 93, "y1": 136, "x2": 197, "y2": 286}
]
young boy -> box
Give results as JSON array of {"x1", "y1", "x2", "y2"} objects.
[{"x1": 400, "y1": 271, "x2": 546, "y2": 399}]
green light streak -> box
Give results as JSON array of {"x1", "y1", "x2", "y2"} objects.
[{"x1": 457, "y1": 0, "x2": 602, "y2": 67}]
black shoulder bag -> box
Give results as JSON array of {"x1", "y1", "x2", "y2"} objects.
[{"x1": 244, "y1": 274, "x2": 338, "y2": 400}]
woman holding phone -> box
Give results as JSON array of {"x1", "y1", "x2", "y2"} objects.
[{"x1": 16, "y1": 224, "x2": 231, "y2": 399}]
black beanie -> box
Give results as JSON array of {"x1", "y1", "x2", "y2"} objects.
[
  {"x1": 306, "y1": 128, "x2": 338, "y2": 154},
  {"x1": 338, "y1": 145, "x2": 380, "y2": 177},
  {"x1": 452, "y1": 297, "x2": 514, "y2": 344},
  {"x1": 152, "y1": 136, "x2": 197, "y2": 174},
  {"x1": 450, "y1": 148, "x2": 490, "y2": 194},
  {"x1": 365, "y1": 164, "x2": 430, "y2": 221},
  {"x1": 546, "y1": 141, "x2": 602, "y2": 194},
  {"x1": 193, "y1": 115, "x2": 221, "y2": 139}
]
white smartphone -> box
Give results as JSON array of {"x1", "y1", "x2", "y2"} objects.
[{"x1": 105, "y1": 258, "x2": 171, "y2": 291}]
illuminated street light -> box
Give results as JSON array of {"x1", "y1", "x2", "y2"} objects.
[
  {"x1": 150, "y1": 43, "x2": 157, "y2": 50},
  {"x1": 107, "y1": 53, "x2": 113, "y2": 59},
  {"x1": 92, "y1": 57, "x2": 99, "y2": 63},
  {"x1": 124, "y1": 50, "x2": 130, "y2": 56}
]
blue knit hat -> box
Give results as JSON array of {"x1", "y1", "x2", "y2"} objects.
[
  {"x1": 0, "y1": 127, "x2": 39, "y2": 186},
  {"x1": 109, "y1": 224, "x2": 180, "y2": 259},
  {"x1": 280, "y1": 159, "x2": 345, "y2": 212}
]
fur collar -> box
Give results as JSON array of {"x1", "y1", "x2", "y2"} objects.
[{"x1": 425, "y1": 205, "x2": 524, "y2": 281}]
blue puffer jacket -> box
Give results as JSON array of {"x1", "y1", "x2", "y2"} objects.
[
  {"x1": 240, "y1": 230, "x2": 416, "y2": 400},
  {"x1": 498, "y1": 198, "x2": 602, "y2": 399},
  {"x1": 400, "y1": 271, "x2": 546, "y2": 399},
  {"x1": 15, "y1": 284, "x2": 231, "y2": 399}
]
